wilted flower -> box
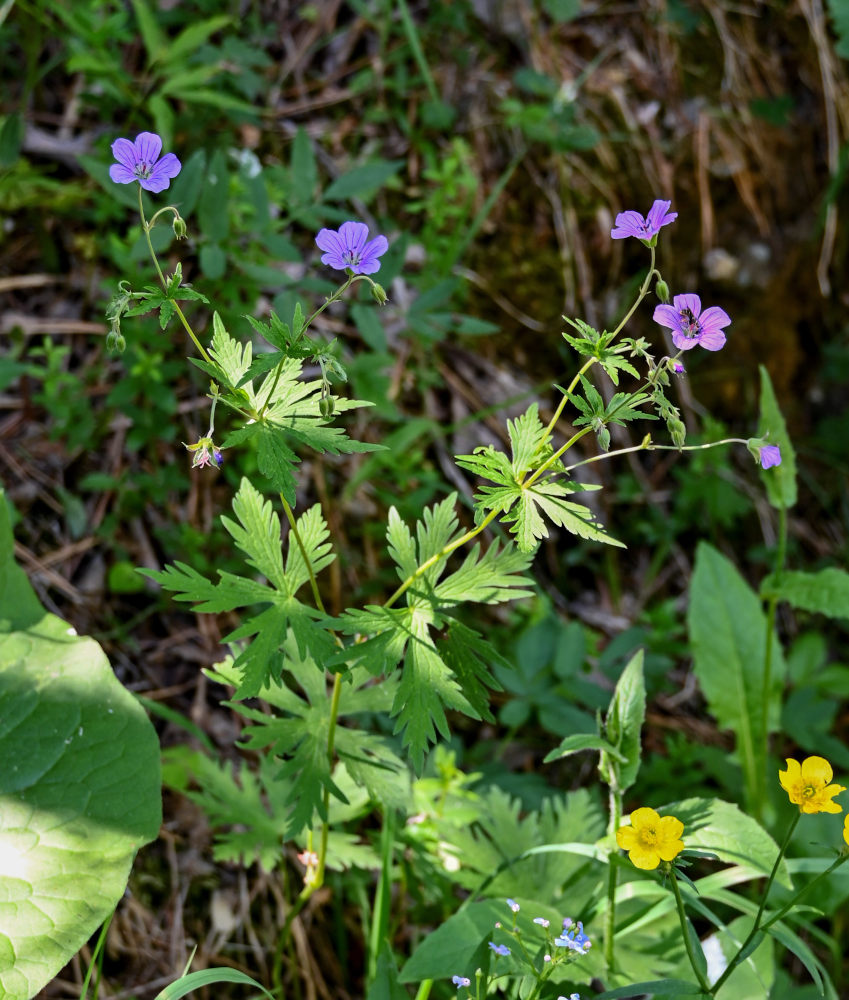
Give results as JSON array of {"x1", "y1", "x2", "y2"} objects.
[
  {"x1": 315, "y1": 221, "x2": 388, "y2": 275},
  {"x1": 616, "y1": 807, "x2": 685, "y2": 870},
  {"x1": 670, "y1": 359, "x2": 686, "y2": 374},
  {"x1": 109, "y1": 132, "x2": 181, "y2": 193},
  {"x1": 779, "y1": 756, "x2": 845, "y2": 814},
  {"x1": 184, "y1": 437, "x2": 222, "y2": 469},
  {"x1": 296, "y1": 849, "x2": 319, "y2": 867},
  {"x1": 653, "y1": 294, "x2": 730, "y2": 352},
  {"x1": 611, "y1": 199, "x2": 677, "y2": 242},
  {"x1": 488, "y1": 942, "x2": 510, "y2": 957},
  {"x1": 451, "y1": 976, "x2": 471, "y2": 988}
]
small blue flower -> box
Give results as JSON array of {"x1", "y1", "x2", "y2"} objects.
[
  {"x1": 488, "y1": 942, "x2": 510, "y2": 957},
  {"x1": 533, "y1": 917, "x2": 550, "y2": 928},
  {"x1": 451, "y1": 976, "x2": 471, "y2": 988},
  {"x1": 557, "y1": 994, "x2": 580, "y2": 1000},
  {"x1": 506, "y1": 898, "x2": 520, "y2": 913},
  {"x1": 555, "y1": 920, "x2": 591, "y2": 954}
]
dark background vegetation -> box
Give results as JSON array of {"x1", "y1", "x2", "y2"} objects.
[{"x1": 2, "y1": 0, "x2": 849, "y2": 996}]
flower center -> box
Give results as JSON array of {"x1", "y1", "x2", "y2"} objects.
[
  {"x1": 801, "y1": 783, "x2": 818, "y2": 799},
  {"x1": 679, "y1": 307, "x2": 701, "y2": 339},
  {"x1": 638, "y1": 826, "x2": 659, "y2": 848},
  {"x1": 134, "y1": 160, "x2": 152, "y2": 179},
  {"x1": 342, "y1": 249, "x2": 361, "y2": 266}
]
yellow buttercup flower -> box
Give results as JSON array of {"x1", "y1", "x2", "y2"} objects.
[
  {"x1": 778, "y1": 756, "x2": 845, "y2": 814},
  {"x1": 616, "y1": 807, "x2": 684, "y2": 871},
  {"x1": 843, "y1": 814, "x2": 849, "y2": 848}
]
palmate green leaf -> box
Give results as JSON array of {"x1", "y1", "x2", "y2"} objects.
[
  {"x1": 502, "y1": 480, "x2": 623, "y2": 552},
  {"x1": 432, "y1": 541, "x2": 533, "y2": 606},
  {"x1": 392, "y1": 612, "x2": 471, "y2": 770},
  {"x1": 597, "y1": 351, "x2": 640, "y2": 386},
  {"x1": 236, "y1": 349, "x2": 286, "y2": 387},
  {"x1": 507, "y1": 403, "x2": 548, "y2": 472},
  {"x1": 205, "y1": 648, "x2": 406, "y2": 835},
  {"x1": 437, "y1": 786, "x2": 605, "y2": 897},
  {"x1": 151, "y1": 479, "x2": 336, "y2": 697},
  {"x1": 605, "y1": 390, "x2": 657, "y2": 424},
  {"x1": 761, "y1": 567, "x2": 849, "y2": 620},
  {"x1": 454, "y1": 446, "x2": 515, "y2": 488},
  {"x1": 327, "y1": 606, "x2": 412, "y2": 675},
  {"x1": 438, "y1": 620, "x2": 505, "y2": 722},
  {"x1": 222, "y1": 479, "x2": 287, "y2": 589},
  {"x1": 387, "y1": 506, "x2": 419, "y2": 582},
  {"x1": 209, "y1": 311, "x2": 252, "y2": 390}
]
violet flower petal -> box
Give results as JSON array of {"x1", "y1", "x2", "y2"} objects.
[
  {"x1": 109, "y1": 163, "x2": 138, "y2": 184},
  {"x1": 134, "y1": 131, "x2": 163, "y2": 165},
  {"x1": 111, "y1": 137, "x2": 138, "y2": 169}
]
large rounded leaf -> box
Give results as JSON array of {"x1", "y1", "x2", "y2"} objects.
[{"x1": 0, "y1": 491, "x2": 161, "y2": 999}]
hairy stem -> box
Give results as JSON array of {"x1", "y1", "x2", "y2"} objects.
[
  {"x1": 383, "y1": 508, "x2": 500, "y2": 609},
  {"x1": 138, "y1": 186, "x2": 213, "y2": 366}
]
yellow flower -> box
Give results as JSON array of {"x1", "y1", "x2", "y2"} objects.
[
  {"x1": 616, "y1": 807, "x2": 684, "y2": 871},
  {"x1": 778, "y1": 756, "x2": 845, "y2": 814},
  {"x1": 843, "y1": 815, "x2": 849, "y2": 848}
]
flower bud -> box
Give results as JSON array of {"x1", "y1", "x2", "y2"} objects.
[
  {"x1": 106, "y1": 326, "x2": 126, "y2": 353},
  {"x1": 655, "y1": 278, "x2": 670, "y2": 304},
  {"x1": 319, "y1": 394, "x2": 335, "y2": 418},
  {"x1": 668, "y1": 417, "x2": 686, "y2": 449},
  {"x1": 172, "y1": 215, "x2": 187, "y2": 240},
  {"x1": 370, "y1": 282, "x2": 388, "y2": 306}
]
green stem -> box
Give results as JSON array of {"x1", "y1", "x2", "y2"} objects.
[
  {"x1": 710, "y1": 811, "x2": 801, "y2": 994},
  {"x1": 756, "y1": 504, "x2": 788, "y2": 820},
  {"x1": 537, "y1": 248, "x2": 657, "y2": 451},
  {"x1": 669, "y1": 872, "x2": 711, "y2": 995},
  {"x1": 258, "y1": 272, "x2": 366, "y2": 418},
  {"x1": 383, "y1": 508, "x2": 500, "y2": 609},
  {"x1": 137, "y1": 185, "x2": 213, "y2": 366},
  {"x1": 761, "y1": 851, "x2": 849, "y2": 934},
  {"x1": 414, "y1": 980, "x2": 434, "y2": 1000},
  {"x1": 281, "y1": 495, "x2": 325, "y2": 613},
  {"x1": 605, "y1": 784, "x2": 622, "y2": 974}
]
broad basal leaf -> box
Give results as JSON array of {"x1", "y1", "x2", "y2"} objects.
[{"x1": 0, "y1": 489, "x2": 160, "y2": 1000}]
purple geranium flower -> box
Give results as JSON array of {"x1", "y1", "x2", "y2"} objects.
[
  {"x1": 315, "y1": 221, "x2": 388, "y2": 275},
  {"x1": 109, "y1": 132, "x2": 181, "y2": 193},
  {"x1": 759, "y1": 444, "x2": 782, "y2": 469},
  {"x1": 611, "y1": 199, "x2": 677, "y2": 241},
  {"x1": 653, "y1": 293, "x2": 730, "y2": 352}
]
